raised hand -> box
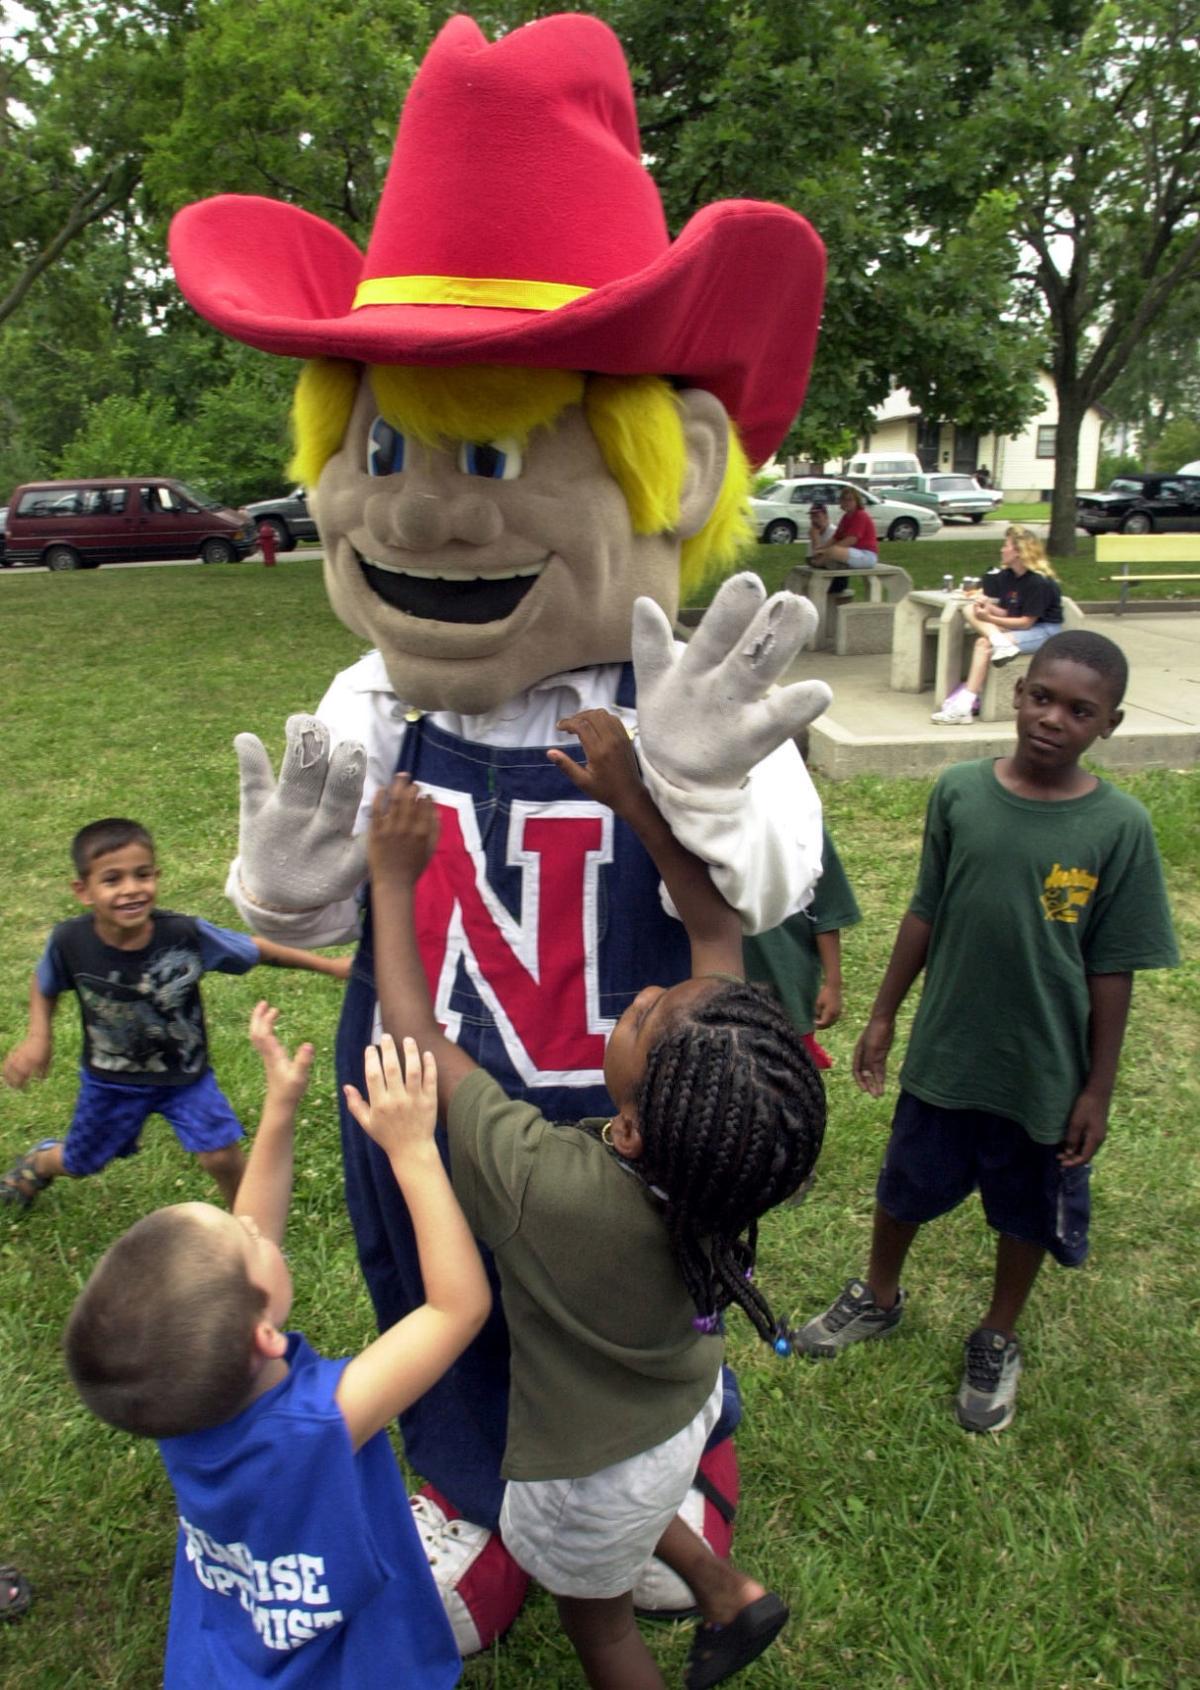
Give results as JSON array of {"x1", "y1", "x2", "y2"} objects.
[
  {"x1": 234, "y1": 715, "x2": 368, "y2": 911},
  {"x1": 548, "y1": 709, "x2": 649, "y2": 821},
  {"x1": 632, "y1": 572, "x2": 832, "y2": 791},
  {"x1": 248, "y1": 1001, "x2": 315, "y2": 1105},
  {"x1": 367, "y1": 775, "x2": 441, "y2": 885},
  {"x1": 343, "y1": 1034, "x2": 438, "y2": 1161}
]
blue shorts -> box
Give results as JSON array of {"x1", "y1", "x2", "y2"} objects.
[
  {"x1": 61, "y1": 1069, "x2": 243, "y2": 1177},
  {"x1": 875, "y1": 1091, "x2": 1090, "y2": 1266},
  {"x1": 1010, "y1": 622, "x2": 1057, "y2": 653}
]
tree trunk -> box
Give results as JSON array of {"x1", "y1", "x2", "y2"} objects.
[{"x1": 1048, "y1": 387, "x2": 1085, "y2": 558}]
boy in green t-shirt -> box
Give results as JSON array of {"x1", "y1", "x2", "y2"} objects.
[
  {"x1": 797, "y1": 631, "x2": 1178, "y2": 1432},
  {"x1": 742, "y1": 730, "x2": 861, "y2": 1072}
]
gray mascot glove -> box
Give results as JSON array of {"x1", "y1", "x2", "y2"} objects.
[
  {"x1": 234, "y1": 715, "x2": 368, "y2": 913},
  {"x1": 633, "y1": 572, "x2": 832, "y2": 791}
]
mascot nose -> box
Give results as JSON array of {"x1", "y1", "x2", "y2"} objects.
[{"x1": 368, "y1": 489, "x2": 504, "y2": 552}]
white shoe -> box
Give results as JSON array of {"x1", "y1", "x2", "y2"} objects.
[
  {"x1": 989, "y1": 640, "x2": 1020, "y2": 666},
  {"x1": 931, "y1": 705, "x2": 974, "y2": 724}
]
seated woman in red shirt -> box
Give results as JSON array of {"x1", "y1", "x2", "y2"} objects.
[{"x1": 810, "y1": 486, "x2": 877, "y2": 592}]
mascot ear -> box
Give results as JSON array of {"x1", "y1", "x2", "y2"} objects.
[{"x1": 675, "y1": 388, "x2": 730, "y2": 539}]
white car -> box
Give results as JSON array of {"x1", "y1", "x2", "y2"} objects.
[{"x1": 749, "y1": 477, "x2": 941, "y2": 544}]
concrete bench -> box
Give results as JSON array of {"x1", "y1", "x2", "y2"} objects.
[
  {"x1": 834, "y1": 600, "x2": 897, "y2": 655},
  {"x1": 891, "y1": 588, "x2": 1083, "y2": 720},
  {"x1": 1096, "y1": 533, "x2": 1200, "y2": 612},
  {"x1": 785, "y1": 560, "x2": 913, "y2": 650}
]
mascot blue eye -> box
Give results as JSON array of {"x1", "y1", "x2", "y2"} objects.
[
  {"x1": 457, "y1": 437, "x2": 522, "y2": 481},
  {"x1": 368, "y1": 419, "x2": 406, "y2": 477}
]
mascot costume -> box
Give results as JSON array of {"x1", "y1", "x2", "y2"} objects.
[{"x1": 170, "y1": 12, "x2": 829, "y2": 1654}]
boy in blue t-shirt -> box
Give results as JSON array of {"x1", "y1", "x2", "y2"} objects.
[
  {"x1": 65, "y1": 1002, "x2": 490, "y2": 1688},
  {"x1": 2, "y1": 816, "x2": 349, "y2": 1210},
  {"x1": 797, "y1": 631, "x2": 1178, "y2": 1432}
]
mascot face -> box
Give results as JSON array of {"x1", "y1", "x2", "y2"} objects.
[{"x1": 315, "y1": 372, "x2": 727, "y2": 714}]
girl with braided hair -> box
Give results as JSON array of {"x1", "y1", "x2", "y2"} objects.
[
  {"x1": 365, "y1": 706, "x2": 824, "y2": 1690},
  {"x1": 631, "y1": 978, "x2": 826, "y2": 1346}
]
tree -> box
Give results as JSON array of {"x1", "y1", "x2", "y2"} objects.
[
  {"x1": 0, "y1": 0, "x2": 431, "y2": 499},
  {"x1": 144, "y1": 0, "x2": 428, "y2": 238},
  {"x1": 1104, "y1": 284, "x2": 1200, "y2": 456},
  {"x1": 595, "y1": 0, "x2": 1044, "y2": 461},
  {"x1": 884, "y1": 0, "x2": 1200, "y2": 553},
  {"x1": 1146, "y1": 416, "x2": 1200, "y2": 472},
  {"x1": 0, "y1": 1, "x2": 198, "y2": 332}
]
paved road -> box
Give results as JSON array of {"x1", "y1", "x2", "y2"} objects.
[{"x1": 1, "y1": 552, "x2": 302, "y2": 574}]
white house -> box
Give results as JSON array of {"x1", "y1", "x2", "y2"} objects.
[{"x1": 828, "y1": 373, "x2": 1105, "y2": 497}]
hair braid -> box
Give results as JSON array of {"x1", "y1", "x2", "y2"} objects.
[{"x1": 634, "y1": 981, "x2": 826, "y2": 1351}]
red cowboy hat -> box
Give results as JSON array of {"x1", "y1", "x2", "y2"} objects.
[{"x1": 169, "y1": 13, "x2": 825, "y2": 465}]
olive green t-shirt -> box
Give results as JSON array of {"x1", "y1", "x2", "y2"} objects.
[
  {"x1": 900, "y1": 760, "x2": 1178, "y2": 1143},
  {"x1": 742, "y1": 828, "x2": 861, "y2": 1033},
  {"x1": 447, "y1": 1068, "x2": 722, "y2": 1481}
]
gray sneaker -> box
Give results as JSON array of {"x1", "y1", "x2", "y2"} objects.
[
  {"x1": 795, "y1": 1279, "x2": 905, "y2": 1357},
  {"x1": 955, "y1": 1328, "x2": 1022, "y2": 1432}
]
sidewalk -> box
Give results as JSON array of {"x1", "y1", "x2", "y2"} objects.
[{"x1": 783, "y1": 609, "x2": 1200, "y2": 779}]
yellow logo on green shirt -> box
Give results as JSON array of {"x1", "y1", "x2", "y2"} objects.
[{"x1": 1040, "y1": 862, "x2": 1099, "y2": 923}]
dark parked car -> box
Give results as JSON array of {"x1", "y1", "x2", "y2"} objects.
[
  {"x1": 244, "y1": 488, "x2": 319, "y2": 550},
  {"x1": 1076, "y1": 473, "x2": 1200, "y2": 535}
]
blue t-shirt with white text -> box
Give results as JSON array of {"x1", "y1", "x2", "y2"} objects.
[{"x1": 158, "y1": 1333, "x2": 460, "y2": 1688}]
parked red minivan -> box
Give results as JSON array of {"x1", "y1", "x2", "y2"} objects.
[{"x1": 4, "y1": 478, "x2": 256, "y2": 570}]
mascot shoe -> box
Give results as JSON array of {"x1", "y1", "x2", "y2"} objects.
[{"x1": 410, "y1": 1485, "x2": 529, "y2": 1656}]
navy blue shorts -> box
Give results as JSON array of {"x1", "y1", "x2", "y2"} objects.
[
  {"x1": 61, "y1": 1069, "x2": 243, "y2": 1177},
  {"x1": 875, "y1": 1090, "x2": 1091, "y2": 1267}
]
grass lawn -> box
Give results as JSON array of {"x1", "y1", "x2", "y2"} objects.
[
  {"x1": 1, "y1": 559, "x2": 1198, "y2": 1688},
  {"x1": 995, "y1": 501, "x2": 1050, "y2": 522}
]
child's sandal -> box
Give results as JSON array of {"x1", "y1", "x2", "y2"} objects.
[
  {"x1": 0, "y1": 1565, "x2": 33, "y2": 1621},
  {"x1": 0, "y1": 1143, "x2": 58, "y2": 1209}
]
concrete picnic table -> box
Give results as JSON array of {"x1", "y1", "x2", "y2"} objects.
[
  {"x1": 785, "y1": 560, "x2": 914, "y2": 651},
  {"x1": 889, "y1": 588, "x2": 971, "y2": 699}
]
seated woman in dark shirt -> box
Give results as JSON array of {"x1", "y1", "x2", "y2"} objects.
[{"x1": 933, "y1": 525, "x2": 1063, "y2": 725}]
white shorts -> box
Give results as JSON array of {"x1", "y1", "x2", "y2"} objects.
[
  {"x1": 845, "y1": 548, "x2": 877, "y2": 568},
  {"x1": 499, "y1": 1371, "x2": 724, "y2": 1599}
]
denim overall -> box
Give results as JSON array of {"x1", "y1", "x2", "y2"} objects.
[{"x1": 336, "y1": 667, "x2": 736, "y2": 1529}]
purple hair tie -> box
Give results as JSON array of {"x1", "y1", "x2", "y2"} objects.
[{"x1": 691, "y1": 1313, "x2": 721, "y2": 1335}]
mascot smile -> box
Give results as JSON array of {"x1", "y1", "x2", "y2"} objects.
[{"x1": 172, "y1": 10, "x2": 829, "y2": 1654}]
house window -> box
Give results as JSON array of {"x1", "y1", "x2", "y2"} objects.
[{"x1": 1036, "y1": 426, "x2": 1057, "y2": 459}]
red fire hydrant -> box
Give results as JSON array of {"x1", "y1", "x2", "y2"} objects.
[{"x1": 258, "y1": 521, "x2": 277, "y2": 568}]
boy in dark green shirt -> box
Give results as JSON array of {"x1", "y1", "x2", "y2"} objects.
[
  {"x1": 743, "y1": 732, "x2": 861, "y2": 1071},
  {"x1": 797, "y1": 631, "x2": 1178, "y2": 1432}
]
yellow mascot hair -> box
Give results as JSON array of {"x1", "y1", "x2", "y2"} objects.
[{"x1": 289, "y1": 361, "x2": 752, "y2": 599}]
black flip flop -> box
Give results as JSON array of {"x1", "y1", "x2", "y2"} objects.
[
  {"x1": 685, "y1": 1591, "x2": 789, "y2": 1689},
  {"x1": 0, "y1": 1565, "x2": 33, "y2": 1622}
]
